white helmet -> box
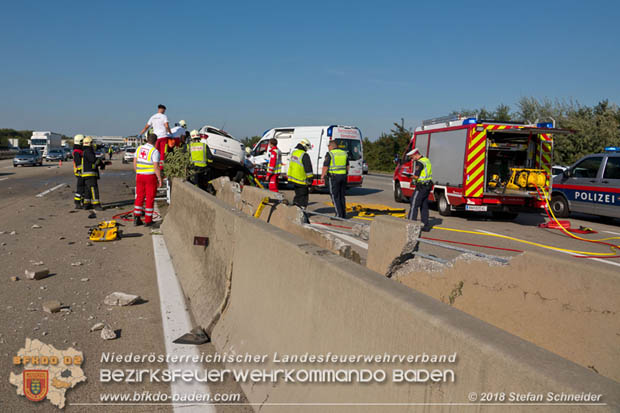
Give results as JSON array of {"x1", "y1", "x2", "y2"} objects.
[
  {"x1": 299, "y1": 138, "x2": 311, "y2": 150},
  {"x1": 190, "y1": 129, "x2": 200, "y2": 139},
  {"x1": 74, "y1": 134, "x2": 84, "y2": 145},
  {"x1": 179, "y1": 120, "x2": 187, "y2": 128}
]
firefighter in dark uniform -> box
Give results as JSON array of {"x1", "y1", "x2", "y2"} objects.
[
  {"x1": 406, "y1": 148, "x2": 433, "y2": 231},
  {"x1": 321, "y1": 140, "x2": 349, "y2": 218},
  {"x1": 287, "y1": 139, "x2": 314, "y2": 208},
  {"x1": 81, "y1": 136, "x2": 105, "y2": 211},
  {"x1": 189, "y1": 129, "x2": 213, "y2": 190},
  {"x1": 72, "y1": 134, "x2": 85, "y2": 209}
]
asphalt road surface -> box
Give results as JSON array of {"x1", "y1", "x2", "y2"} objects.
[
  {"x1": 298, "y1": 173, "x2": 620, "y2": 272},
  {"x1": 1, "y1": 160, "x2": 618, "y2": 412},
  {"x1": 0, "y1": 158, "x2": 250, "y2": 413}
]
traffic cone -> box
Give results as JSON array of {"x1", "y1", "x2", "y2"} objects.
[{"x1": 59, "y1": 159, "x2": 62, "y2": 167}]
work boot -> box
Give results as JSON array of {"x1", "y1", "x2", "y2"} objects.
[
  {"x1": 94, "y1": 205, "x2": 104, "y2": 212},
  {"x1": 421, "y1": 225, "x2": 432, "y2": 232},
  {"x1": 145, "y1": 221, "x2": 153, "y2": 227},
  {"x1": 133, "y1": 216, "x2": 143, "y2": 226},
  {"x1": 84, "y1": 204, "x2": 93, "y2": 210},
  {"x1": 74, "y1": 203, "x2": 83, "y2": 210}
]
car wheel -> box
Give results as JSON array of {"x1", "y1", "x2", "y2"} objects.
[
  {"x1": 437, "y1": 192, "x2": 452, "y2": 216},
  {"x1": 394, "y1": 181, "x2": 404, "y2": 203},
  {"x1": 550, "y1": 195, "x2": 569, "y2": 218},
  {"x1": 13, "y1": 164, "x2": 17, "y2": 167}
]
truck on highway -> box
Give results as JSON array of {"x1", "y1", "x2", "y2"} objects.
[
  {"x1": 249, "y1": 125, "x2": 364, "y2": 189},
  {"x1": 29, "y1": 131, "x2": 62, "y2": 157},
  {"x1": 393, "y1": 116, "x2": 572, "y2": 219}
]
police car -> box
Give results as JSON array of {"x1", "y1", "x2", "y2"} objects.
[{"x1": 551, "y1": 147, "x2": 620, "y2": 219}]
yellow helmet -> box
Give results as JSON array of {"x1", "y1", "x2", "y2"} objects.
[
  {"x1": 299, "y1": 138, "x2": 311, "y2": 149},
  {"x1": 83, "y1": 136, "x2": 93, "y2": 146},
  {"x1": 179, "y1": 120, "x2": 187, "y2": 128},
  {"x1": 74, "y1": 134, "x2": 84, "y2": 145},
  {"x1": 190, "y1": 129, "x2": 200, "y2": 139}
]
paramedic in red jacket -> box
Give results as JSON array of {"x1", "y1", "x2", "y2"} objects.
[
  {"x1": 266, "y1": 138, "x2": 281, "y2": 192},
  {"x1": 133, "y1": 134, "x2": 163, "y2": 227}
]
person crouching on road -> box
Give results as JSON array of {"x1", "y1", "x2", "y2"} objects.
[
  {"x1": 287, "y1": 139, "x2": 314, "y2": 209},
  {"x1": 321, "y1": 140, "x2": 349, "y2": 218},
  {"x1": 266, "y1": 138, "x2": 281, "y2": 193},
  {"x1": 405, "y1": 148, "x2": 433, "y2": 231},
  {"x1": 189, "y1": 129, "x2": 213, "y2": 191},
  {"x1": 72, "y1": 134, "x2": 85, "y2": 209},
  {"x1": 81, "y1": 136, "x2": 105, "y2": 211},
  {"x1": 133, "y1": 134, "x2": 162, "y2": 226}
]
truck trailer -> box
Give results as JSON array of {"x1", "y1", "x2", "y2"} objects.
[
  {"x1": 393, "y1": 116, "x2": 572, "y2": 219},
  {"x1": 29, "y1": 131, "x2": 62, "y2": 157}
]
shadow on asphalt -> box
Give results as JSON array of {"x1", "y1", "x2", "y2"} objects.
[
  {"x1": 0, "y1": 172, "x2": 15, "y2": 177},
  {"x1": 347, "y1": 187, "x2": 383, "y2": 195}
]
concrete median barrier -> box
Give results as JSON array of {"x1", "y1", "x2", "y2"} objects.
[{"x1": 163, "y1": 180, "x2": 620, "y2": 412}]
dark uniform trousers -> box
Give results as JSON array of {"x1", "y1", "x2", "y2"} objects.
[
  {"x1": 408, "y1": 182, "x2": 431, "y2": 225},
  {"x1": 75, "y1": 176, "x2": 85, "y2": 206},
  {"x1": 84, "y1": 177, "x2": 101, "y2": 206},
  {"x1": 293, "y1": 184, "x2": 309, "y2": 208},
  {"x1": 328, "y1": 174, "x2": 347, "y2": 218}
]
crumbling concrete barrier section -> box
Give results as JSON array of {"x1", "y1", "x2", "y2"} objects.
[{"x1": 163, "y1": 180, "x2": 620, "y2": 412}]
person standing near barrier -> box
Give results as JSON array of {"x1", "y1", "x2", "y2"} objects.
[
  {"x1": 81, "y1": 136, "x2": 105, "y2": 211},
  {"x1": 139, "y1": 104, "x2": 171, "y2": 168},
  {"x1": 72, "y1": 134, "x2": 85, "y2": 209},
  {"x1": 266, "y1": 138, "x2": 281, "y2": 192},
  {"x1": 108, "y1": 145, "x2": 114, "y2": 160},
  {"x1": 189, "y1": 129, "x2": 213, "y2": 190},
  {"x1": 405, "y1": 148, "x2": 433, "y2": 231},
  {"x1": 321, "y1": 140, "x2": 349, "y2": 218},
  {"x1": 287, "y1": 139, "x2": 314, "y2": 208},
  {"x1": 133, "y1": 134, "x2": 162, "y2": 226}
]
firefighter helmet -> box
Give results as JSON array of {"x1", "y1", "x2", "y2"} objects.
[
  {"x1": 179, "y1": 120, "x2": 187, "y2": 128},
  {"x1": 74, "y1": 134, "x2": 84, "y2": 145},
  {"x1": 190, "y1": 129, "x2": 200, "y2": 140},
  {"x1": 83, "y1": 136, "x2": 93, "y2": 146},
  {"x1": 299, "y1": 138, "x2": 311, "y2": 149}
]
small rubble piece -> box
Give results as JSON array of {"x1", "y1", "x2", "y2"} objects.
[
  {"x1": 100, "y1": 325, "x2": 117, "y2": 340},
  {"x1": 25, "y1": 269, "x2": 50, "y2": 280},
  {"x1": 42, "y1": 332, "x2": 48, "y2": 336},
  {"x1": 90, "y1": 322, "x2": 105, "y2": 332},
  {"x1": 85, "y1": 242, "x2": 93, "y2": 246},
  {"x1": 71, "y1": 262, "x2": 82, "y2": 266},
  {"x1": 10, "y1": 276, "x2": 19, "y2": 282},
  {"x1": 31, "y1": 224, "x2": 42, "y2": 229},
  {"x1": 173, "y1": 327, "x2": 210, "y2": 345},
  {"x1": 59, "y1": 236, "x2": 66, "y2": 240},
  {"x1": 10, "y1": 231, "x2": 16, "y2": 235},
  {"x1": 104, "y1": 292, "x2": 140, "y2": 306},
  {"x1": 42, "y1": 300, "x2": 63, "y2": 314},
  {"x1": 80, "y1": 278, "x2": 89, "y2": 282},
  {"x1": 32, "y1": 261, "x2": 44, "y2": 266},
  {"x1": 59, "y1": 308, "x2": 72, "y2": 314},
  {"x1": 1, "y1": 242, "x2": 6, "y2": 246}
]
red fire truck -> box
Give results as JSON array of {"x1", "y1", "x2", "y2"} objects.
[{"x1": 393, "y1": 116, "x2": 571, "y2": 219}]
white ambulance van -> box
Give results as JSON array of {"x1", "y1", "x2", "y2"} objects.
[{"x1": 250, "y1": 125, "x2": 364, "y2": 188}]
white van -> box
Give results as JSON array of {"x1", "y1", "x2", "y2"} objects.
[{"x1": 250, "y1": 125, "x2": 364, "y2": 188}]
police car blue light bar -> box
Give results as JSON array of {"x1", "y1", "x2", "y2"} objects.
[
  {"x1": 604, "y1": 146, "x2": 620, "y2": 152},
  {"x1": 536, "y1": 122, "x2": 553, "y2": 128},
  {"x1": 462, "y1": 117, "x2": 477, "y2": 125}
]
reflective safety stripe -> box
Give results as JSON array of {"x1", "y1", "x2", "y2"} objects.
[
  {"x1": 268, "y1": 148, "x2": 282, "y2": 174},
  {"x1": 287, "y1": 149, "x2": 311, "y2": 185},
  {"x1": 190, "y1": 142, "x2": 211, "y2": 167},
  {"x1": 417, "y1": 157, "x2": 433, "y2": 182},
  {"x1": 136, "y1": 145, "x2": 157, "y2": 174},
  {"x1": 328, "y1": 149, "x2": 347, "y2": 175},
  {"x1": 81, "y1": 155, "x2": 97, "y2": 177}
]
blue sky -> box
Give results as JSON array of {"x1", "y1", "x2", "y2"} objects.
[{"x1": 1, "y1": 0, "x2": 619, "y2": 140}]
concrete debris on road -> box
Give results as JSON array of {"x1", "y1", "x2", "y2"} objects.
[
  {"x1": 42, "y1": 300, "x2": 64, "y2": 314},
  {"x1": 71, "y1": 262, "x2": 82, "y2": 266},
  {"x1": 104, "y1": 292, "x2": 141, "y2": 306},
  {"x1": 10, "y1": 231, "x2": 16, "y2": 235},
  {"x1": 25, "y1": 269, "x2": 50, "y2": 280},
  {"x1": 173, "y1": 327, "x2": 210, "y2": 345},
  {"x1": 80, "y1": 278, "x2": 89, "y2": 282},
  {"x1": 90, "y1": 322, "x2": 105, "y2": 332},
  {"x1": 32, "y1": 261, "x2": 44, "y2": 266},
  {"x1": 1, "y1": 242, "x2": 6, "y2": 246},
  {"x1": 100, "y1": 325, "x2": 117, "y2": 340},
  {"x1": 31, "y1": 224, "x2": 42, "y2": 229},
  {"x1": 10, "y1": 276, "x2": 19, "y2": 281}
]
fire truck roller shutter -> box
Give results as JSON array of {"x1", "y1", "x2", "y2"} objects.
[{"x1": 427, "y1": 129, "x2": 468, "y2": 187}]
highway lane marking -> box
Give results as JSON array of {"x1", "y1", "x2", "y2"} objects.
[
  {"x1": 35, "y1": 183, "x2": 66, "y2": 197},
  {"x1": 603, "y1": 230, "x2": 620, "y2": 236},
  {"x1": 152, "y1": 234, "x2": 216, "y2": 413},
  {"x1": 0, "y1": 177, "x2": 8, "y2": 182},
  {"x1": 476, "y1": 229, "x2": 620, "y2": 269}
]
